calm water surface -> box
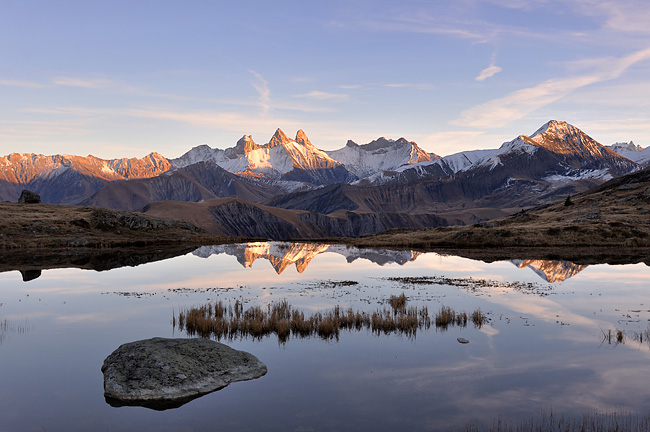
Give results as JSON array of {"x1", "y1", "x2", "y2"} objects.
[{"x1": 1, "y1": 242, "x2": 649, "y2": 431}]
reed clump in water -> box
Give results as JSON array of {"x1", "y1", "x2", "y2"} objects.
[
  {"x1": 471, "y1": 308, "x2": 487, "y2": 328},
  {"x1": 458, "y1": 410, "x2": 650, "y2": 432},
  {"x1": 0, "y1": 318, "x2": 30, "y2": 345},
  {"x1": 602, "y1": 327, "x2": 626, "y2": 345},
  {"x1": 389, "y1": 293, "x2": 407, "y2": 314},
  {"x1": 175, "y1": 297, "x2": 487, "y2": 343}
]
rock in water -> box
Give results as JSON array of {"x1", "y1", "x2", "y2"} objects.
[
  {"x1": 18, "y1": 190, "x2": 41, "y2": 204},
  {"x1": 102, "y1": 337, "x2": 267, "y2": 410},
  {"x1": 19, "y1": 269, "x2": 42, "y2": 282}
]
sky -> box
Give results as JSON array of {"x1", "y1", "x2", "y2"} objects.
[{"x1": 1, "y1": 0, "x2": 650, "y2": 159}]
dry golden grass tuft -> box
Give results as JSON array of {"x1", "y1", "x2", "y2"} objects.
[{"x1": 175, "y1": 298, "x2": 487, "y2": 343}]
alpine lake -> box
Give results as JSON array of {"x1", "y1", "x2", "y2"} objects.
[{"x1": 2, "y1": 242, "x2": 650, "y2": 431}]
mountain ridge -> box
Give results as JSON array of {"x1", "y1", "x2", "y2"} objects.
[{"x1": 0, "y1": 120, "x2": 644, "y2": 238}]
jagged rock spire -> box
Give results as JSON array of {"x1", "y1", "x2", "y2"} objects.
[
  {"x1": 295, "y1": 129, "x2": 312, "y2": 147},
  {"x1": 235, "y1": 135, "x2": 259, "y2": 154},
  {"x1": 268, "y1": 128, "x2": 291, "y2": 148}
]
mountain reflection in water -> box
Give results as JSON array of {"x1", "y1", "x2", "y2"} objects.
[
  {"x1": 510, "y1": 259, "x2": 588, "y2": 282},
  {"x1": 193, "y1": 242, "x2": 587, "y2": 282},
  {"x1": 192, "y1": 242, "x2": 422, "y2": 274},
  {"x1": 3, "y1": 242, "x2": 650, "y2": 431}
]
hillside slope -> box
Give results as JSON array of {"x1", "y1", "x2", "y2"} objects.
[
  {"x1": 0, "y1": 202, "x2": 224, "y2": 249},
  {"x1": 80, "y1": 161, "x2": 283, "y2": 211},
  {"x1": 346, "y1": 166, "x2": 650, "y2": 252},
  {"x1": 141, "y1": 197, "x2": 449, "y2": 239}
]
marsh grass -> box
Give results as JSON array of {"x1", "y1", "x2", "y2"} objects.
[
  {"x1": 458, "y1": 410, "x2": 650, "y2": 432},
  {"x1": 472, "y1": 308, "x2": 487, "y2": 328},
  {"x1": 389, "y1": 293, "x2": 407, "y2": 313},
  {"x1": 602, "y1": 325, "x2": 650, "y2": 347},
  {"x1": 601, "y1": 328, "x2": 626, "y2": 345},
  {"x1": 433, "y1": 306, "x2": 484, "y2": 330},
  {"x1": 175, "y1": 298, "x2": 487, "y2": 343},
  {"x1": 0, "y1": 318, "x2": 30, "y2": 345}
]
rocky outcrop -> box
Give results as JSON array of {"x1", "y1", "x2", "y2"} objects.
[
  {"x1": 268, "y1": 128, "x2": 292, "y2": 148},
  {"x1": 90, "y1": 208, "x2": 200, "y2": 232},
  {"x1": 18, "y1": 189, "x2": 41, "y2": 203},
  {"x1": 102, "y1": 337, "x2": 267, "y2": 410}
]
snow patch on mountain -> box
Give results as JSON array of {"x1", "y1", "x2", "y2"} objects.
[
  {"x1": 172, "y1": 129, "x2": 343, "y2": 182},
  {"x1": 171, "y1": 145, "x2": 222, "y2": 168},
  {"x1": 350, "y1": 120, "x2": 638, "y2": 187},
  {"x1": 326, "y1": 137, "x2": 432, "y2": 178},
  {"x1": 542, "y1": 168, "x2": 612, "y2": 183},
  {"x1": 442, "y1": 136, "x2": 538, "y2": 173},
  {"x1": 608, "y1": 141, "x2": 643, "y2": 154},
  {"x1": 607, "y1": 141, "x2": 650, "y2": 166}
]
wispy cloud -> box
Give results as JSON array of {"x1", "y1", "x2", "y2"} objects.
[
  {"x1": 337, "y1": 82, "x2": 434, "y2": 91},
  {"x1": 49, "y1": 75, "x2": 199, "y2": 102},
  {"x1": 0, "y1": 119, "x2": 92, "y2": 139},
  {"x1": 454, "y1": 47, "x2": 650, "y2": 128},
  {"x1": 576, "y1": 0, "x2": 650, "y2": 35},
  {"x1": 357, "y1": 2, "x2": 649, "y2": 49},
  {"x1": 294, "y1": 90, "x2": 349, "y2": 101},
  {"x1": 380, "y1": 15, "x2": 492, "y2": 41},
  {"x1": 24, "y1": 105, "x2": 294, "y2": 133},
  {"x1": 475, "y1": 64, "x2": 502, "y2": 82},
  {"x1": 52, "y1": 77, "x2": 120, "y2": 89},
  {"x1": 382, "y1": 83, "x2": 435, "y2": 90},
  {"x1": 0, "y1": 79, "x2": 48, "y2": 89},
  {"x1": 358, "y1": 7, "x2": 577, "y2": 46},
  {"x1": 249, "y1": 70, "x2": 271, "y2": 115}
]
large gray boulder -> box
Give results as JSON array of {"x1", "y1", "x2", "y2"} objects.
[{"x1": 102, "y1": 337, "x2": 267, "y2": 410}]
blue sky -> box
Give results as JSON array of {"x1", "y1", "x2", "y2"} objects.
[{"x1": 1, "y1": 0, "x2": 649, "y2": 158}]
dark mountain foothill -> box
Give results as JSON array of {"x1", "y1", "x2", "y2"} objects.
[{"x1": 344, "y1": 165, "x2": 650, "y2": 263}]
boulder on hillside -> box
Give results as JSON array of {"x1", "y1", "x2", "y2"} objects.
[
  {"x1": 18, "y1": 190, "x2": 41, "y2": 204},
  {"x1": 101, "y1": 337, "x2": 267, "y2": 410}
]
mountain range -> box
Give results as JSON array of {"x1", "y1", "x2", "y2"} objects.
[{"x1": 1, "y1": 120, "x2": 645, "y2": 239}]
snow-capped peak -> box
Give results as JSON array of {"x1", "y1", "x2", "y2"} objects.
[
  {"x1": 528, "y1": 120, "x2": 608, "y2": 158},
  {"x1": 607, "y1": 141, "x2": 650, "y2": 167},
  {"x1": 326, "y1": 136, "x2": 432, "y2": 178},
  {"x1": 530, "y1": 119, "x2": 574, "y2": 140},
  {"x1": 171, "y1": 129, "x2": 344, "y2": 183},
  {"x1": 608, "y1": 141, "x2": 643, "y2": 153}
]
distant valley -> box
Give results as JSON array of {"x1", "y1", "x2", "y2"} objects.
[{"x1": 1, "y1": 120, "x2": 647, "y2": 239}]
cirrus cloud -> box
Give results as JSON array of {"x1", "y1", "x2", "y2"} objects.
[
  {"x1": 475, "y1": 64, "x2": 503, "y2": 82},
  {"x1": 294, "y1": 90, "x2": 349, "y2": 101},
  {"x1": 455, "y1": 47, "x2": 650, "y2": 128}
]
